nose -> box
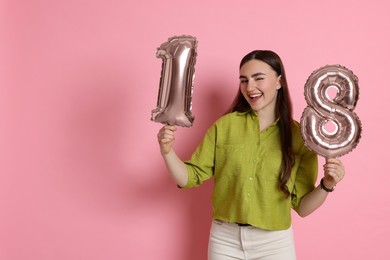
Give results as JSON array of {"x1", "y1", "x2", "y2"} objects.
[{"x1": 246, "y1": 78, "x2": 256, "y2": 91}]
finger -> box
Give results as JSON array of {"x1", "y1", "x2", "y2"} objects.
[
  {"x1": 160, "y1": 127, "x2": 176, "y2": 138},
  {"x1": 325, "y1": 169, "x2": 344, "y2": 183},
  {"x1": 324, "y1": 161, "x2": 345, "y2": 172},
  {"x1": 161, "y1": 128, "x2": 176, "y2": 140},
  {"x1": 160, "y1": 138, "x2": 174, "y2": 144},
  {"x1": 162, "y1": 133, "x2": 175, "y2": 141},
  {"x1": 325, "y1": 159, "x2": 339, "y2": 166},
  {"x1": 159, "y1": 134, "x2": 174, "y2": 143},
  {"x1": 326, "y1": 159, "x2": 344, "y2": 169},
  {"x1": 158, "y1": 126, "x2": 174, "y2": 136},
  {"x1": 324, "y1": 162, "x2": 344, "y2": 174},
  {"x1": 324, "y1": 166, "x2": 344, "y2": 176},
  {"x1": 324, "y1": 164, "x2": 342, "y2": 173},
  {"x1": 163, "y1": 125, "x2": 177, "y2": 132}
]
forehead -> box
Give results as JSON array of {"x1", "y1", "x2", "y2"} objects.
[{"x1": 239, "y1": 60, "x2": 275, "y2": 75}]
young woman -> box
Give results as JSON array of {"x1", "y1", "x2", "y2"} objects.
[{"x1": 157, "y1": 50, "x2": 345, "y2": 260}]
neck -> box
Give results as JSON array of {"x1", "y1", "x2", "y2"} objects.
[{"x1": 257, "y1": 110, "x2": 276, "y2": 131}]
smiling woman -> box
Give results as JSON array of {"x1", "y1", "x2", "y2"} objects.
[{"x1": 157, "y1": 50, "x2": 346, "y2": 260}]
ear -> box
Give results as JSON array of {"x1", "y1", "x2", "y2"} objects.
[{"x1": 276, "y1": 75, "x2": 282, "y2": 90}]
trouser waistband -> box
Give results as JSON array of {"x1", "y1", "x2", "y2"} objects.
[{"x1": 214, "y1": 219, "x2": 252, "y2": 227}]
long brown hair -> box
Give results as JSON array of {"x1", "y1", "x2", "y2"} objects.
[{"x1": 227, "y1": 50, "x2": 295, "y2": 197}]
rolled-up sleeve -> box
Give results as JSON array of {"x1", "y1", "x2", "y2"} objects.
[
  {"x1": 183, "y1": 126, "x2": 216, "y2": 189},
  {"x1": 291, "y1": 146, "x2": 318, "y2": 212}
]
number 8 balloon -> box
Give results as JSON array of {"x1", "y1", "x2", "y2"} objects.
[
  {"x1": 300, "y1": 65, "x2": 362, "y2": 158},
  {"x1": 151, "y1": 35, "x2": 198, "y2": 127}
]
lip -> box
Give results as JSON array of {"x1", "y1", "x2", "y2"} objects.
[
  {"x1": 248, "y1": 93, "x2": 263, "y2": 102},
  {"x1": 249, "y1": 93, "x2": 262, "y2": 98}
]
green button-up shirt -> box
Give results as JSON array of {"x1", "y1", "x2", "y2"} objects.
[{"x1": 184, "y1": 111, "x2": 318, "y2": 230}]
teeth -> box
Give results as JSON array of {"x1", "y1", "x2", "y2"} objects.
[{"x1": 250, "y1": 93, "x2": 262, "y2": 98}]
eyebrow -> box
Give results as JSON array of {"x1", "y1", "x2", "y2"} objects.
[{"x1": 239, "y1": 72, "x2": 266, "y2": 79}]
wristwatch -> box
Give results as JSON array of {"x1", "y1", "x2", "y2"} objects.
[{"x1": 320, "y1": 178, "x2": 336, "y2": 192}]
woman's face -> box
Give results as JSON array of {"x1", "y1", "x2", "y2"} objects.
[{"x1": 239, "y1": 59, "x2": 281, "y2": 115}]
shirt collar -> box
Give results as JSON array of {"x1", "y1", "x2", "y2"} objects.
[{"x1": 236, "y1": 110, "x2": 280, "y2": 125}]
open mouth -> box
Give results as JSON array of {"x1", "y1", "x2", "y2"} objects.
[{"x1": 249, "y1": 93, "x2": 263, "y2": 100}]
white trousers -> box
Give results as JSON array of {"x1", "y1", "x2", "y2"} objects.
[{"x1": 208, "y1": 220, "x2": 296, "y2": 260}]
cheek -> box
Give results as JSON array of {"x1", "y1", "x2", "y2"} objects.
[
  {"x1": 264, "y1": 83, "x2": 279, "y2": 94},
  {"x1": 239, "y1": 85, "x2": 246, "y2": 95}
]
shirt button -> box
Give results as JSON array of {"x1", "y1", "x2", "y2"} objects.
[
  {"x1": 249, "y1": 177, "x2": 253, "y2": 181},
  {"x1": 247, "y1": 193, "x2": 250, "y2": 197}
]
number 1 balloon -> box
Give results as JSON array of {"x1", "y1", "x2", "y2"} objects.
[
  {"x1": 300, "y1": 65, "x2": 362, "y2": 158},
  {"x1": 151, "y1": 35, "x2": 198, "y2": 127}
]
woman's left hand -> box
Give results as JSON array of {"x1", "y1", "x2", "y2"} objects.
[{"x1": 323, "y1": 158, "x2": 345, "y2": 188}]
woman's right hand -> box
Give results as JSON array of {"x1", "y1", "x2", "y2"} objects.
[{"x1": 157, "y1": 125, "x2": 177, "y2": 155}]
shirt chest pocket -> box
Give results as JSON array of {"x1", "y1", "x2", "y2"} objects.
[
  {"x1": 215, "y1": 144, "x2": 248, "y2": 178},
  {"x1": 257, "y1": 148, "x2": 283, "y2": 181}
]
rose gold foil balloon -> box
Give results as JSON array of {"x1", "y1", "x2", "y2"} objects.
[
  {"x1": 151, "y1": 35, "x2": 198, "y2": 127},
  {"x1": 300, "y1": 65, "x2": 362, "y2": 158}
]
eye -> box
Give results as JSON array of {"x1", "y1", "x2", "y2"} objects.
[
  {"x1": 240, "y1": 79, "x2": 248, "y2": 84},
  {"x1": 255, "y1": 77, "x2": 264, "y2": 81}
]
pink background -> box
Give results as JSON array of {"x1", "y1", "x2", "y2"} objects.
[{"x1": 1, "y1": 0, "x2": 389, "y2": 259}]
